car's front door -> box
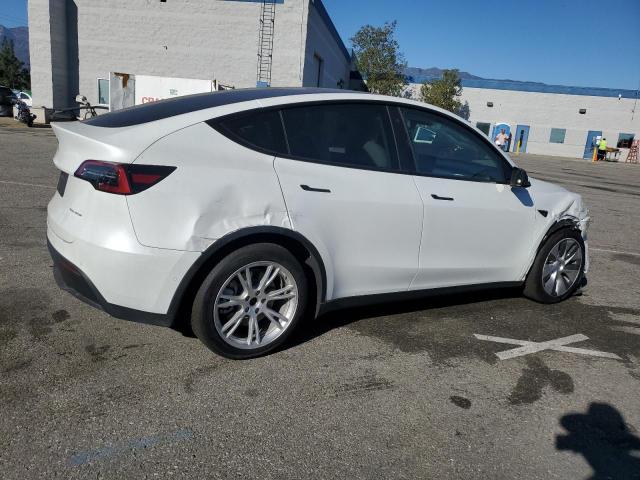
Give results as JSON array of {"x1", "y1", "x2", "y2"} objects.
[
  {"x1": 396, "y1": 106, "x2": 537, "y2": 289},
  {"x1": 274, "y1": 102, "x2": 423, "y2": 300}
]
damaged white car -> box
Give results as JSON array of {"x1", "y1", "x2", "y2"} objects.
[{"x1": 47, "y1": 88, "x2": 589, "y2": 358}]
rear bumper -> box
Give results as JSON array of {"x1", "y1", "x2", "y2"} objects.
[
  {"x1": 47, "y1": 182, "x2": 201, "y2": 316},
  {"x1": 48, "y1": 240, "x2": 174, "y2": 327}
]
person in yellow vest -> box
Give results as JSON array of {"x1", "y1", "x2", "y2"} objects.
[{"x1": 598, "y1": 137, "x2": 607, "y2": 161}]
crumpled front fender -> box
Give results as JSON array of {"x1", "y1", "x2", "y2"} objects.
[{"x1": 522, "y1": 178, "x2": 591, "y2": 279}]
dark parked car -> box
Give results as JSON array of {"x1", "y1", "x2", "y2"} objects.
[{"x1": 0, "y1": 86, "x2": 16, "y2": 117}]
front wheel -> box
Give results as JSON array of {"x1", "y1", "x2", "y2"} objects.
[
  {"x1": 191, "y1": 243, "x2": 308, "y2": 359},
  {"x1": 523, "y1": 228, "x2": 585, "y2": 303}
]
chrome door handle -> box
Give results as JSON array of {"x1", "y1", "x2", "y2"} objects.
[
  {"x1": 301, "y1": 184, "x2": 331, "y2": 193},
  {"x1": 431, "y1": 194, "x2": 454, "y2": 201}
]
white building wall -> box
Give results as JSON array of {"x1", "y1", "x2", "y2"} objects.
[
  {"x1": 29, "y1": 0, "x2": 351, "y2": 113},
  {"x1": 73, "y1": 0, "x2": 307, "y2": 107},
  {"x1": 28, "y1": 0, "x2": 70, "y2": 109},
  {"x1": 302, "y1": 0, "x2": 350, "y2": 88},
  {"x1": 409, "y1": 83, "x2": 639, "y2": 159}
]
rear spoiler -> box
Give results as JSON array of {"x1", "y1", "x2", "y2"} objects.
[
  {"x1": 50, "y1": 121, "x2": 170, "y2": 174},
  {"x1": 51, "y1": 122, "x2": 140, "y2": 174}
]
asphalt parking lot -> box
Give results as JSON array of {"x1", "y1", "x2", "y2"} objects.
[{"x1": 1, "y1": 120, "x2": 639, "y2": 479}]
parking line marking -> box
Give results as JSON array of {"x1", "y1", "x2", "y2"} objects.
[
  {"x1": 611, "y1": 326, "x2": 640, "y2": 336},
  {"x1": 590, "y1": 247, "x2": 640, "y2": 257},
  {"x1": 473, "y1": 333, "x2": 621, "y2": 360},
  {"x1": 0, "y1": 180, "x2": 55, "y2": 189},
  {"x1": 69, "y1": 428, "x2": 193, "y2": 466}
]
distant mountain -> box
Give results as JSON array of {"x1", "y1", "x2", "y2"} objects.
[
  {"x1": 0, "y1": 25, "x2": 29, "y2": 69},
  {"x1": 404, "y1": 66, "x2": 638, "y2": 99},
  {"x1": 405, "y1": 66, "x2": 548, "y2": 85},
  {"x1": 404, "y1": 66, "x2": 482, "y2": 83}
]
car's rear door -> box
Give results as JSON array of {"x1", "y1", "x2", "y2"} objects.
[
  {"x1": 395, "y1": 106, "x2": 537, "y2": 289},
  {"x1": 274, "y1": 102, "x2": 423, "y2": 300}
]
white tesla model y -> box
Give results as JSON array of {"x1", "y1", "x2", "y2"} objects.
[{"x1": 47, "y1": 88, "x2": 589, "y2": 358}]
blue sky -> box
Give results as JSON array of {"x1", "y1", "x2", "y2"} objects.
[
  {"x1": 323, "y1": 0, "x2": 640, "y2": 90},
  {"x1": 0, "y1": 0, "x2": 27, "y2": 28},
  {"x1": 2, "y1": 0, "x2": 638, "y2": 89}
]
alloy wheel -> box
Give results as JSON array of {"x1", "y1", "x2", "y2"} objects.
[
  {"x1": 541, "y1": 238, "x2": 583, "y2": 297},
  {"x1": 213, "y1": 261, "x2": 299, "y2": 349}
]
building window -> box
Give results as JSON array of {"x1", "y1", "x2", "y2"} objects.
[
  {"x1": 617, "y1": 133, "x2": 635, "y2": 148},
  {"x1": 476, "y1": 122, "x2": 491, "y2": 136},
  {"x1": 549, "y1": 128, "x2": 566, "y2": 144},
  {"x1": 313, "y1": 54, "x2": 324, "y2": 88},
  {"x1": 97, "y1": 78, "x2": 109, "y2": 105}
]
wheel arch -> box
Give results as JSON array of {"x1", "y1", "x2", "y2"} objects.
[
  {"x1": 523, "y1": 218, "x2": 586, "y2": 301},
  {"x1": 538, "y1": 218, "x2": 583, "y2": 253},
  {"x1": 167, "y1": 227, "x2": 328, "y2": 331},
  {"x1": 523, "y1": 217, "x2": 584, "y2": 281}
]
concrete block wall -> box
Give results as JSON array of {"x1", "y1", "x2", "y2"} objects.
[
  {"x1": 73, "y1": 0, "x2": 308, "y2": 107},
  {"x1": 29, "y1": 0, "x2": 351, "y2": 113},
  {"x1": 302, "y1": 0, "x2": 350, "y2": 88},
  {"x1": 408, "y1": 84, "x2": 639, "y2": 159},
  {"x1": 28, "y1": 0, "x2": 71, "y2": 109}
]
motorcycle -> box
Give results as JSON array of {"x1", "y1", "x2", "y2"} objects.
[{"x1": 14, "y1": 99, "x2": 37, "y2": 127}]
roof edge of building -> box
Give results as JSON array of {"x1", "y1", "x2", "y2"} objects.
[
  {"x1": 311, "y1": 0, "x2": 351, "y2": 62},
  {"x1": 410, "y1": 76, "x2": 640, "y2": 100}
]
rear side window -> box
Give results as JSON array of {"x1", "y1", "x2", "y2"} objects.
[
  {"x1": 281, "y1": 103, "x2": 398, "y2": 171},
  {"x1": 211, "y1": 110, "x2": 288, "y2": 155},
  {"x1": 400, "y1": 107, "x2": 511, "y2": 183}
]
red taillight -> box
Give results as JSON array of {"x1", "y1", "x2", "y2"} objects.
[{"x1": 74, "y1": 161, "x2": 176, "y2": 195}]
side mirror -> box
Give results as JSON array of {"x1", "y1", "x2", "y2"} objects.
[{"x1": 510, "y1": 167, "x2": 531, "y2": 188}]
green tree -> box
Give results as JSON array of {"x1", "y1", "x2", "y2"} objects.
[
  {"x1": 420, "y1": 69, "x2": 468, "y2": 118},
  {"x1": 351, "y1": 21, "x2": 407, "y2": 97},
  {"x1": 0, "y1": 39, "x2": 30, "y2": 90}
]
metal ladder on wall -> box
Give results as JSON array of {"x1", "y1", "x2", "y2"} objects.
[{"x1": 256, "y1": 0, "x2": 276, "y2": 87}]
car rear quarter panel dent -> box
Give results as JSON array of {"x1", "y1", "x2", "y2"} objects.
[
  {"x1": 521, "y1": 178, "x2": 590, "y2": 279},
  {"x1": 126, "y1": 123, "x2": 292, "y2": 251}
]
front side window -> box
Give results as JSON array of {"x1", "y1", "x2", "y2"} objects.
[
  {"x1": 212, "y1": 109, "x2": 288, "y2": 155},
  {"x1": 617, "y1": 133, "x2": 635, "y2": 148},
  {"x1": 549, "y1": 128, "x2": 566, "y2": 144},
  {"x1": 400, "y1": 107, "x2": 511, "y2": 183},
  {"x1": 97, "y1": 78, "x2": 109, "y2": 105},
  {"x1": 281, "y1": 103, "x2": 398, "y2": 170}
]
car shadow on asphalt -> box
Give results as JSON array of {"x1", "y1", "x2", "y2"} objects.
[
  {"x1": 556, "y1": 402, "x2": 640, "y2": 480},
  {"x1": 288, "y1": 286, "x2": 524, "y2": 349}
]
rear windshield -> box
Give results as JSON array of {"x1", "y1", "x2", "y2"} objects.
[{"x1": 83, "y1": 87, "x2": 350, "y2": 128}]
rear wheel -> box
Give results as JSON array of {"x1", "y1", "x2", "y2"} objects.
[
  {"x1": 524, "y1": 228, "x2": 585, "y2": 303},
  {"x1": 191, "y1": 243, "x2": 308, "y2": 359}
]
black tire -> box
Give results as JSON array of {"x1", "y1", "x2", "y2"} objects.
[
  {"x1": 523, "y1": 228, "x2": 585, "y2": 304},
  {"x1": 191, "y1": 243, "x2": 308, "y2": 359}
]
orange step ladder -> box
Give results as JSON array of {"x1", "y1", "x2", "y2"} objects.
[{"x1": 626, "y1": 140, "x2": 639, "y2": 164}]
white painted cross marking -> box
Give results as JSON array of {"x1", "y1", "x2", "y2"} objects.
[
  {"x1": 610, "y1": 326, "x2": 640, "y2": 336},
  {"x1": 473, "y1": 333, "x2": 621, "y2": 360}
]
